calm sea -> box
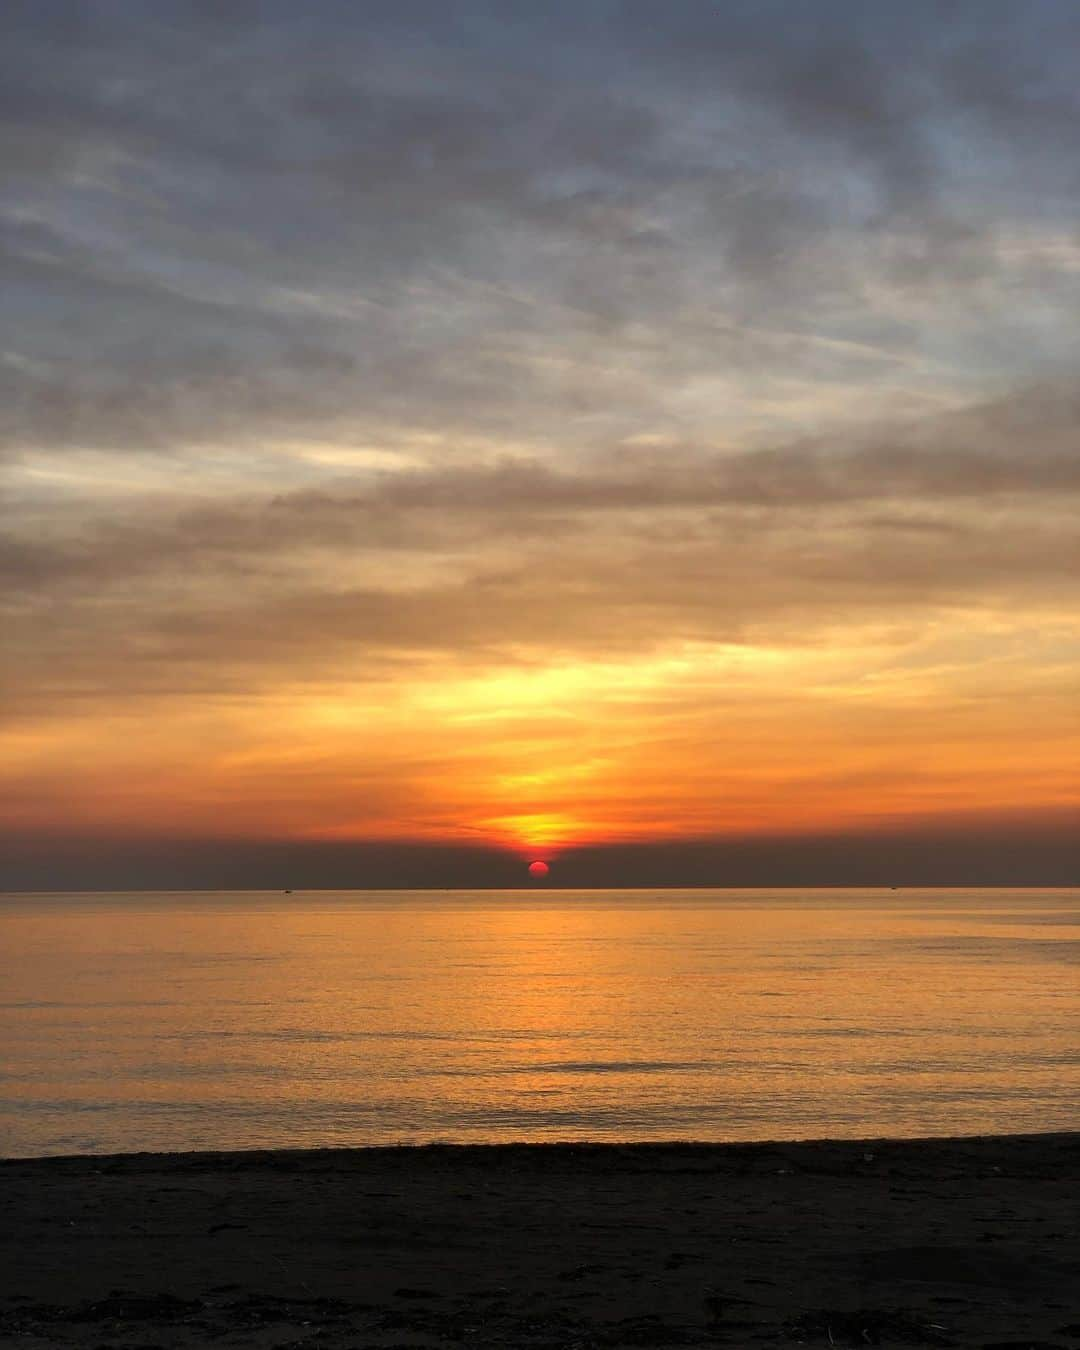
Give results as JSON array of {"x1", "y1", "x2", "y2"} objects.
[{"x1": 1, "y1": 888, "x2": 1076, "y2": 1158}]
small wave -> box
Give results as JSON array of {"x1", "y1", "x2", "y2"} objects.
[{"x1": 526, "y1": 1060, "x2": 710, "y2": 1075}]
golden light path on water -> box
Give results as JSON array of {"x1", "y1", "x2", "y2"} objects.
[{"x1": 1, "y1": 888, "x2": 1076, "y2": 1158}]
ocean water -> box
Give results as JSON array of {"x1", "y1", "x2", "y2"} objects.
[{"x1": 0, "y1": 888, "x2": 1076, "y2": 1158}]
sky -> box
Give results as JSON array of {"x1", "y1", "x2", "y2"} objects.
[{"x1": 3, "y1": 0, "x2": 1079, "y2": 888}]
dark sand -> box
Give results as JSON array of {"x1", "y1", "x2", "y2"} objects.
[{"x1": 1, "y1": 1133, "x2": 1077, "y2": 1348}]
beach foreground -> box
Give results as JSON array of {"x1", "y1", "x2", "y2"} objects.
[{"x1": 1, "y1": 1134, "x2": 1077, "y2": 1348}]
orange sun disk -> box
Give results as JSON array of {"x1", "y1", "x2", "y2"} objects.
[{"x1": 528, "y1": 860, "x2": 550, "y2": 878}]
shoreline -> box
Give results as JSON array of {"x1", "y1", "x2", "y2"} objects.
[
  {"x1": 5, "y1": 1124, "x2": 1077, "y2": 1165},
  {"x1": 3, "y1": 1131, "x2": 1077, "y2": 1347}
]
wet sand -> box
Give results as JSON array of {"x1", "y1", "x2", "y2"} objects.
[{"x1": 1, "y1": 1133, "x2": 1077, "y2": 1348}]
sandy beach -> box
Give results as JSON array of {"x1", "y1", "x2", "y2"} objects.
[{"x1": 1, "y1": 1132, "x2": 1077, "y2": 1348}]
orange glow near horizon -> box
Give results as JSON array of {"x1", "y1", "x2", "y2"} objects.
[{"x1": 4, "y1": 621, "x2": 1080, "y2": 855}]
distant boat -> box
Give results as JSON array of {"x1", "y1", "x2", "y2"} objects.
[{"x1": 283, "y1": 889, "x2": 292, "y2": 894}]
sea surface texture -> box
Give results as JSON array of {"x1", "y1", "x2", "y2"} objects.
[{"x1": 1, "y1": 888, "x2": 1076, "y2": 1157}]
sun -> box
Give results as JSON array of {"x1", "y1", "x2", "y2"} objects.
[{"x1": 528, "y1": 860, "x2": 550, "y2": 878}]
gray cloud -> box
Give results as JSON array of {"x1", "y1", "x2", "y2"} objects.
[
  {"x1": 4, "y1": 0, "x2": 1080, "y2": 466},
  {"x1": 3, "y1": 1, "x2": 1080, "y2": 758},
  {"x1": 5, "y1": 377, "x2": 1079, "y2": 582}
]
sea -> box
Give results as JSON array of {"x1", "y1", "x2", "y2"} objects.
[{"x1": 1, "y1": 888, "x2": 1076, "y2": 1158}]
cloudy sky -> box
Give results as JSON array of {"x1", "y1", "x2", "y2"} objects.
[{"x1": 3, "y1": 0, "x2": 1079, "y2": 887}]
